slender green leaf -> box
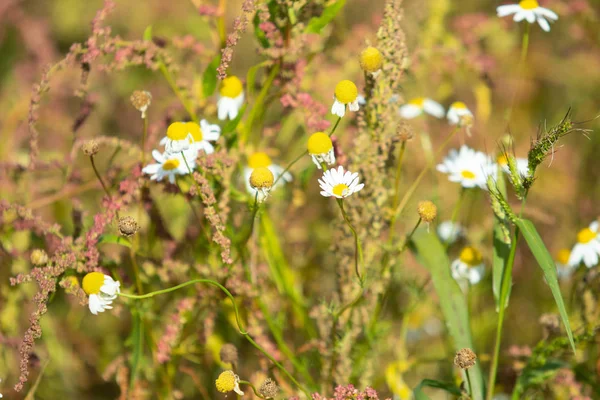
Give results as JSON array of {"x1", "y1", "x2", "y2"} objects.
[
  {"x1": 98, "y1": 234, "x2": 131, "y2": 248},
  {"x1": 492, "y1": 220, "x2": 511, "y2": 311},
  {"x1": 306, "y1": 0, "x2": 347, "y2": 33},
  {"x1": 413, "y1": 379, "x2": 462, "y2": 400},
  {"x1": 412, "y1": 230, "x2": 485, "y2": 400},
  {"x1": 223, "y1": 104, "x2": 246, "y2": 136},
  {"x1": 202, "y1": 54, "x2": 221, "y2": 98},
  {"x1": 143, "y1": 25, "x2": 153, "y2": 41},
  {"x1": 515, "y1": 218, "x2": 575, "y2": 351},
  {"x1": 246, "y1": 61, "x2": 269, "y2": 101}
]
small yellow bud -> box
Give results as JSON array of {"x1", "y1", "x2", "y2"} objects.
[
  {"x1": 417, "y1": 200, "x2": 437, "y2": 223},
  {"x1": 30, "y1": 249, "x2": 49, "y2": 265},
  {"x1": 82, "y1": 140, "x2": 99, "y2": 156},
  {"x1": 334, "y1": 80, "x2": 358, "y2": 104},
  {"x1": 249, "y1": 167, "x2": 274, "y2": 190},
  {"x1": 359, "y1": 46, "x2": 383, "y2": 73},
  {"x1": 307, "y1": 132, "x2": 333, "y2": 155}
]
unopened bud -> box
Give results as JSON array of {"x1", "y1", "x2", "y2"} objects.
[
  {"x1": 219, "y1": 343, "x2": 238, "y2": 364},
  {"x1": 30, "y1": 249, "x2": 49, "y2": 265},
  {"x1": 454, "y1": 348, "x2": 477, "y2": 370},
  {"x1": 130, "y1": 90, "x2": 152, "y2": 118},
  {"x1": 118, "y1": 216, "x2": 139, "y2": 237},
  {"x1": 82, "y1": 140, "x2": 99, "y2": 156},
  {"x1": 417, "y1": 200, "x2": 437, "y2": 223}
]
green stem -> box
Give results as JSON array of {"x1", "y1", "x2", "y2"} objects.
[
  {"x1": 399, "y1": 218, "x2": 422, "y2": 253},
  {"x1": 239, "y1": 380, "x2": 267, "y2": 399},
  {"x1": 236, "y1": 192, "x2": 260, "y2": 247},
  {"x1": 141, "y1": 115, "x2": 148, "y2": 166},
  {"x1": 90, "y1": 155, "x2": 111, "y2": 198},
  {"x1": 336, "y1": 199, "x2": 364, "y2": 284},
  {"x1": 445, "y1": 188, "x2": 466, "y2": 250},
  {"x1": 158, "y1": 62, "x2": 197, "y2": 122},
  {"x1": 389, "y1": 141, "x2": 408, "y2": 234},
  {"x1": 328, "y1": 116, "x2": 342, "y2": 138},
  {"x1": 466, "y1": 369, "x2": 474, "y2": 398},
  {"x1": 244, "y1": 64, "x2": 281, "y2": 144},
  {"x1": 119, "y1": 279, "x2": 310, "y2": 398}
]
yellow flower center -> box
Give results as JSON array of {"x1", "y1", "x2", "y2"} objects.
[
  {"x1": 334, "y1": 80, "x2": 358, "y2": 104},
  {"x1": 451, "y1": 101, "x2": 467, "y2": 109},
  {"x1": 215, "y1": 370, "x2": 236, "y2": 393},
  {"x1": 249, "y1": 167, "x2": 274, "y2": 189},
  {"x1": 333, "y1": 183, "x2": 349, "y2": 197},
  {"x1": 82, "y1": 272, "x2": 105, "y2": 295},
  {"x1": 461, "y1": 170, "x2": 476, "y2": 179},
  {"x1": 307, "y1": 132, "x2": 333, "y2": 155},
  {"x1": 459, "y1": 246, "x2": 483, "y2": 267},
  {"x1": 166, "y1": 122, "x2": 189, "y2": 141},
  {"x1": 556, "y1": 248, "x2": 571, "y2": 265},
  {"x1": 417, "y1": 200, "x2": 437, "y2": 223},
  {"x1": 186, "y1": 122, "x2": 203, "y2": 142},
  {"x1": 163, "y1": 158, "x2": 180, "y2": 171},
  {"x1": 408, "y1": 97, "x2": 425, "y2": 107},
  {"x1": 497, "y1": 154, "x2": 508, "y2": 166},
  {"x1": 519, "y1": 0, "x2": 539, "y2": 10},
  {"x1": 220, "y1": 76, "x2": 243, "y2": 98},
  {"x1": 577, "y1": 228, "x2": 597, "y2": 244},
  {"x1": 359, "y1": 46, "x2": 383, "y2": 73},
  {"x1": 248, "y1": 152, "x2": 272, "y2": 169}
]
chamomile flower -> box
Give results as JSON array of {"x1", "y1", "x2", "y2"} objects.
[
  {"x1": 497, "y1": 154, "x2": 529, "y2": 177},
  {"x1": 555, "y1": 248, "x2": 574, "y2": 280},
  {"x1": 437, "y1": 221, "x2": 465, "y2": 244},
  {"x1": 160, "y1": 120, "x2": 220, "y2": 155},
  {"x1": 497, "y1": 0, "x2": 558, "y2": 32},
  {"x1": 249, "y1": 167, "x2": 274, "y2": 202},
  {"x1": 568, "y1": 221, "x2": 600, "y2": 268},
  {"x1": 437, "y1": 145, "x2": 495, "y2": 189},
  {"x1": 307, "y1": 132, "x2": 336, "y2": 169},
  {"x1": 243, "y1": 152, "x2": 292, "y2": 196},
  {"x1": 162, "y1": 122, "x2": 196, "y2": 154},
  {"x1": 331, "y1": 80, "x2": 360, "y2": 118},
  {"x1": 218, "y1": 76, "x2": 245, "y2": 120},
  {"x1": 447, "y1": 102, "x2": 474, "y2": 125},
  {"x1": 82, "y1": 272, "x2": 120, "y2": 315},
  {"x1": 398, "y1": 97, "x2": 445, "y2": 119},
  {"x1": 142, "y1": 149, "x2": 196, "y2": 184},
  {"x1": 359, "y1": 46, "x2": 383, "y2": 74},
  {"x1": 215, "y1": 370, "x2": 244, "y2": 396},
  {"x1": 318, "y1": 166, "x2": 365, "y2": 199},
  {"x1": 451, "y1": 246, "x2": 485, "y2": 286}
]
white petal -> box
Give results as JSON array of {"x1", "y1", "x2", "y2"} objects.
[
  {"x1": 525, "y1": 10, "x2": 536, "y2": 23},
  {"x1": 536, "y1": 7, "x2": 558, "y2": 20},
  {"x1": 513, "y1": 10, "x2": 527, "y2": 22},
  {"x1": 497, "y1": 4, "x2": 521, "y2": 17},
  {"x1": 398, "y1": 104, "x2": 422, "y2": 119},
  {"x1": 348, "y1": 100, "x2": 359, "y2": 112},
  {"x1": 331, "y1": 99, "x2": 346, "y2": 117},
  {"x1": 423, "y1": 99, "x2": 445, "y2": 118},
  {"x1": 536, "y1": 16, "x2": 550, "y2": 32}
]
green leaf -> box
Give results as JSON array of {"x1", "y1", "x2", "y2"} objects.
[
  {"x1": 246, "y1": 61, "x2": 269, "y2": 101},
  {"x1": 306, "y1": 0, "x2": 347, "y2": 34},
  {"x1": 223, "y1": 104, "x2": 246, "y2": 136},
  {"x1": 512, "y1": 359, "x2": 565, "y2": 398},
  {"x1": 514, "y1": 218, "x2": 575, "y2": 351},
  {"x1": 143, "y1": 25, "x2": 153, "y2": 41},
  {"x1": 413, "y1": 379, "x2": 462, "y2": 400},
  {"x1": 129, "y1": 308, "x2": 144, "y2": 389},
  {"x1": 411, "y1": 230, "x2": 485, "y2": 400},
  {"x1": 98, "y1": 234, "x2": 131, "y2": 248},
  {"x1": 492, "y1": 220, "x2": 511, "y2": 311},
  {"x1": 202, "y1": 54, "x2": 221, "y2": 98}
]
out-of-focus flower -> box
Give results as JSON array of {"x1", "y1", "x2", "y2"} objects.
[
  {"x1": 454, "y1": 348, "x2": 477, "y2": 369},
  {"x1": 161, "y1": 120, "x2": 220, "y2": 155},
  {"x1": 437, "y1": 221, "x2": 465, "y2": 244},
  {"x1": 318, "y1": 166, "x2": 365, "y2": 199},
  {"x1": 130, "y1": 90, "x2": 152, "y2": 118},
  {"x1": 215, "y1": 370, "x2": 244, "y2": 396},
  {"x1": 219, "y1": 343, "x2": 238, "y2": 365},
  {"x1": 82, "y1": 140, "x2": 100, "y2": 156},
  {"x1": 359, "y1": 46, "x2": 383, "y2": 74},
  {"x1": 82, "y1": 272, "x2": 120, "y2": 315},
  {"x1": 555, "y1": 248, "x2": 574, "y2": 279},
  {"x1": 118, "y1": 216, "x2": 139, "y2": 237},
  {"x1": 217, "y1": 76, "x2": 244, "y2": 120},
  {"x1": 243, "y1": 152, "x2": 292, "y2": 198},
  {"x1": 142, "y1": 149, "x2": 196, "y2": 184},
  {"x1": 568, "y1": 221, "x2": 600, "y2": 268},
  {"x1": 451, "y1": 246, "x2": 485, "y2": 285},
  {"x1": 417, "y1": 200, "x2": 437, "y2": 223},
  {"x1": 497, "y1": 0, "x2": 558, "y2": 32},
  {"x1": 437, "y1": 145, "x2": 495, "y2": 189},
  {"x1": 331, "y1": 80, "x2": 360, "y2": 118},
  {"x1": 357, "y1": 94, "x2": 366, "y2": 105},
  {"x1": 30, "y1": 249, "x2": 49, "y2": 265},
  {"x1": 307, "y1": 132, "x2": 336, "y2": 169},
  {"x1": 447, "y1": 101, "x2": 473, "y2": 125},
  {"x1": 258, "y1": 378, "x2": 279, "y2": 399},
  {"x1": 398, "y1": 97, "x2": 444, "y2": 119},
  {"x1": 249, "y1": 167, "x2": 274, "y2": 201},
  {"x1": 497, "y1": 154, "x2": 529, "y2": 177},
  {"x1": 163, "y1": 122, "x2": 194, "y2": 153}
]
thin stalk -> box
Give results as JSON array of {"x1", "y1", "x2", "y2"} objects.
[
  {"x1": 141, "y1": 116, "x2": 148, "y2": 166},
  {"x1": 390, "y1": 141, "x2": 408, "y2": 232},
  {"x1": 236, "y1": 192, "x2": 260, "y2": 247},
  {"x1": 239, "y1": 380, "x2": 267, "y2": 399},
  {"x1": 336, "y1": 199, "x2": 364, "y2": 284},
  {"x1": 399, "y1": 218, "x2": 422, "y2": 253},
  {"x1": 89, "y1": 155, "x2": 111, "y2": 199},
  {"x1": 466, "y1": 369, "x2": 474, "y2": 398},
  {"x1": 244, "y1": 64, "x2": 281, "y2": 144},
  {"x1": 445, "y1": 187, "x2": 466, "y2": 250},
  {"x1": 119, "y1": 279, "x2": 310, "y2": 398},
  {"x1": 158, "y1": 62, "x2": 198, "y2": 122}
]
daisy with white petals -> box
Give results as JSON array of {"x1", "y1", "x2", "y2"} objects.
[
  {"x1": 142, "y1": 149, "x2": 196, "y2": 184},
  {"x1": 451, "y1": 246, "x2": 485, "y2": 287},
  {"x1": 217, "y1": 76, "x2": 245, "y2": 120},
  {"x1": 555, "y1": 248, "x2": 575, "y2": 280},
  {"x1": 307, "y1": 132, "x2": 336, "y2": 169},
  {"x1": 319, "y1": 166, "x2": 364, "y2": 199},
  {"x1": 398, "y1": 97, "x2": 445, "y2": 119},
  {"x1": 331, "y1": 80, "x2": 360, "y2": 118},
  {"x1": 568, "y1": 221, "x2": 600, "y2": 268},
  {"x1": 243, "y1": 152, "x2": 292, "y2": 196},
  {"x1": 447, "y1": 102, "x2": 474, "y2": 125},
  {"x1": 82, "y1": 272, "x2": 120, "y2": 315},
  {"x1": 161, "y1": 120, "x2": 220, "y2": 155},
  {"x1": 497, "y1": 0, "x2": 558, "y2": 32},
  {"x1": 437, "y1": 145, "x2": 495, "y2": 190},
  {"x1": 437, "y1": 221, "x2": 465, "y2": 244}
]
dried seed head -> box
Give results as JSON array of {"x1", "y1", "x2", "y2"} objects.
[
  {"x1": 219, "y1": 343, "x2": 238, "y2": 364},
  {"x1": 118, "y1": 216, "x2": 139, "y2": 237},
  {"x1": 417, "y1": 200, "x2": 437, "y2": 223},
  {"x1": 539, "y1": 313, "x2": 560, "y2": 338},
  {"x1": 258, "y1": 378, "x2": 279, "y2": 399},
  {"x1": 130, "y1": 90, "x2": 152, "y2": 118},
  {"x1": 82, "y1": 140, "x2": 99, "y2": 156},
  {"x1": 454, "y1": 348, "x2": 477, "y2": 369},
  {"x1": 396, "y1": 123, "x2": 414, "y2": 141},
  {"x1": 30, "y1": 249, "x2": 49, "y2": 265}
]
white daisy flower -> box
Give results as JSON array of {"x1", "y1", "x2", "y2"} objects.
[
  {"x1": 437, "y1": 221, "x2": 465, "y2": 244},
  {"x1": 497, "y1": 0, "x2": 558, "y2": 32},
  {"x1": 307, "y1": 132, "x2": 336, "y2": 169},
  {"x1": 447, "y1": 101, "x2": 474, "y2": 125},
  {"x1": 243, "y1": 152, "x2": 292, "y2": 199},
  {"x1": 142, "y1": 149, "x2": 196, "y2": 184},
  {"x1": 451, "y1": 246, "x2": 485, "y2": 286},
  {"x1": 217, "y1": 76, "x2": 245, "y2": 120},
  {"x1": 318, "y1": 165, "x2": 365, "y2": 199},
  {"x1": 160, "y1": 120, "x2": 219, "y2": 155},
  {"x1": 496, "y1": 154, "x2": 529, "y2": 177},
  {"x1": 331, "y1": 80, "x2": 360, "y2": 118},
  {"x1": 163, "y1": 121, "x2": 201, "y2": 154},
  {"x1": 82, "y1": 272, "x2": 120, "y2": 315},
  {"x1": 249, "y1": 167, "x2": 274, "y2": 203},
  {"x1": 568, "y1": 221, "x2": 600, "y2": 268},
  {"x1": 437, "y1": 145, "x2": 496, "y2": 189},
  {"x1": 398, "y1": 97, "x2": 445, "y2": 119},
  {"x1": 555, "y1": 248, "x2": 575, "y2": 280}
]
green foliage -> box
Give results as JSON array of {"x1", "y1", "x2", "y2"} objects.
[
  {"x1": 413, "y1": 379, "x2": 462, "y2": 400},
  {"x1": 202, "y1": 54, "x2": 221, "y2": 98},
  {"x1": 306, "y1": 0, "x2": 347, "y2": 33}
]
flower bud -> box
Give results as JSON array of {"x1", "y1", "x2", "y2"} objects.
[
  {"x1": 258, "y1": 378, "x2": 279, "y2": 399},
  {"x1": 454, "y1": 348, "x2": 477, "y2": 369},
  {"x1": 130, "y1": 90, "x2": 152, "y2": 118},
  {"x1": 82, "y1": 140, "x2": 99, "y2": 156},
  {"x1": 118, "y1": 216, "x2": 139, "y2": 237},
  {"x1": 417, "y1": 200, "x2": 437, "y2": 223},
  {"x1": 30, "y1": 249, "x2": 49, "y2": 265}
]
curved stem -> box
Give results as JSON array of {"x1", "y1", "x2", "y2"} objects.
[
  {"x1": 239, "y1": 380, "x2": 267, "y2": 399},
  {"x1": 89, "y1": 155, "x2": 111, "y2": 198},
  {"x1": 158, "y1": 62, "x2": 197, "y2": 122}
]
